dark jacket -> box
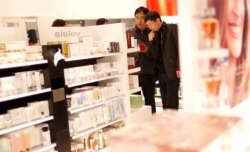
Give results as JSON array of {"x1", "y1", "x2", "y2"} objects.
[
  {"x1": 127, "y1": 27, "x2": 155, "y2": 75},
  {"x1": 148, "y1": 22, "x2": 179, "y2": 81}
]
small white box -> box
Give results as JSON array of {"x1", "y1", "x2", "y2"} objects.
[
  {"x1": 69, "y1": 43, "x2": 80, "y2": 57},
  {"x1": 127, "y1": 57, "x2": 135, "y2": 69},
  {"x1": 129, "y1": 75, "x2": 139, "y2": 89}
]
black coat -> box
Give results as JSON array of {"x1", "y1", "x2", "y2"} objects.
[{"x1": 148, "y1": 22, "x2": 179, "y2": 81}]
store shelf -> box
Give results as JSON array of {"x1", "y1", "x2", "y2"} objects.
[
  {"x1": 0, "y1": 60, "x2": 47, "y2": 71},
  {"x1": 127, "y1": 47, "x2": 139, "y2": 54},
  {"x1": 71, "y1": 118, "x2": 124, "y2": 140},
  {"x1": 67, "y1": 74, "x2": 122, "y2": 89},
  {"x1": 129, "y1": 87, "x2": 141, "y2": 94},
  {"x1": 195, "y1": 48, "x2": 229, "y2": 59},
  {"x1": 68, "y1": 94, "x2": 126, "y2": 114},
  {"x1": 31, "y1": 143, "x2": 56, "y2": 152},
  {"x1": 0, "y1": 88, "x2": 51, "y2": 103},
  {"x1": 0, "y1": 116, "x2": 53, "y2": 136},
  {"x1": 128, "y1": 67, "x2": 140, "y2": 74},
  {"x1": 65, "y1": 53, "x2": 121, "y2": 62}
]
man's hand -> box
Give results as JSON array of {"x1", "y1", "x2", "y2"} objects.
[
  {"x1": 148, "y1": 31, "x2": 155, "y2": 42},
  {"x1": 176, "y1": 71, "x2": 181, "y2": 78}
]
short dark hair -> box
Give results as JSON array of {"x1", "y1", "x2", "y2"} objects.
[
  {"x1": 96, "y1": 18, "x2": 108, "y2": 25},
  {"x1": 134, "y1": 6, "x2": 149, "y2": 16},
  {"x1": 52, "y1": 19, "x2": 67, "y2": 27},
  {"x1": 145, "y1": 11, "x2": 161, "y2": 22}
]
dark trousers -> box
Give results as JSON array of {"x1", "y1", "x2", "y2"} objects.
[
  {"x1": 139, "y1": 74, "x2": 156, "y2": 113},
  {"x1": 158, "y1": 72, "x2": 179, "y2": 110}
]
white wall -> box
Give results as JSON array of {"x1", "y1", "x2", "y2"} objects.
[{"x1": 0, "y1": 0, "x2": 146, "y2": 19}]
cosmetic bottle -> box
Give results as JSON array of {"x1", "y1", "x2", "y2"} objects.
[
  {"x1": 41, "y1": 126, "x2": 51, "y2": 146},
  {"x1": 21, "y1": 130, "x2": 30, "y2": 151},
  {"x1": 126, "y1": 32, "x2": 132, "y2": 48},
  {"x1": 0, "y1": 137, "x2": 11, "y2": 152},
  {"x1": 201, "y1": 7, "x2": 219, "y2": 49}
]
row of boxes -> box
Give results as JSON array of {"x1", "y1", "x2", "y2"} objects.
[
  {"x1": 69, "y1": 99, "x2": 126, "y2": 136},
  {"x1": 0, "y1": 124, "x2": 53, "y2": 152},
  {"x1": 0, "y1": 70, "x2": 45, "y2": 97}
]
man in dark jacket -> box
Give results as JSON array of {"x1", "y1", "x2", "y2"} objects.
[
  {"x1": 127, "y1": 6, "x2": 156, "y2": 113},
  {"x1": 145, "y1": 11, "x2": 180, "y2": 110}
]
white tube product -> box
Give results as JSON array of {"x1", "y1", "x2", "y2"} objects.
[{"x1": 41, "y1": 126, "x2": 51, "y2": 146}]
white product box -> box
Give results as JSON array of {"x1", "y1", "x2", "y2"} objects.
[
  {"x1": 127, "y1": 57, "x2": 135, "y2": 68},
  {"x1": 69, "y1": 43, "x2": 80, "y2": 57},
  {"x1": 129, "y1": 75, "x2": 139, "y2": 89}
]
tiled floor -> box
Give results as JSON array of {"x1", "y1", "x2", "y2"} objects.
[
  {"x1": 156, "y1": 107, "x2": 164, "y2": 113},
  {"x1": 155, "y1": 97, "x2": 183, "y2": 113}
]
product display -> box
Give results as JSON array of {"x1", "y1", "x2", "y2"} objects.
[
  {"x1": 64, "y1": 62, "x2": 119, "y2": 85},
  {"x1": 0, "y1": 70, "x2": 45, "y2": 97},
  {"x1": 0, "y1": 123, "x2": 52, "y2": 152},
  {"x1": 0, "y1": 41, "x2": 26, "y2": 65},
  {"x1": 0, "y1": 41, "x2": 43, "y2": 65},
  {"x1": 0, "y1": 100, "x2": 49, "y2": 129},
  {"x1": 71, "y1": 121, "x2": 125, "y2": 152},
  {"x1": 67, "y1": 82, "x2": 122, "y2": 110},
  {"x1": 0, "y1": 23, "x2": 136, "y2": 151},
  {"x1": 48, "y1": 37, "x2": 120, "y2": 58},
  {"x1": 25, "y1": 45, "x2": 43, "y2": 61},
  {"x1": 68, "y1": 99, "x2": 126, "y2": 136}
]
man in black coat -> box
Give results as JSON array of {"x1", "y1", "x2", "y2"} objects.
[
  {"x1": 145, "y1": 11, "x2": 180, "y2": 110},
  {"x1": 127, "y1": 7, "x2": 156, "y2": 113}
]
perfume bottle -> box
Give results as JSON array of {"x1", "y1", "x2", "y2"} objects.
[
  {"x1": 201, "y1": 7, "x2": 219, "y2": 49},
  {"x1": 126, "y1": 32, "x2": 132, "y2": 48},
  {"x1": 206, "y1": 75, "x2": 221, "y2": 97}
]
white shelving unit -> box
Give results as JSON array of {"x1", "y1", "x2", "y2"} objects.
[
  {"x1": 71, "y1": 118, "x2": 125, "y2": 140},
  {"x1": 128, "y1": 67, "x2": 141, "y2": 74},
  {"x1": 65, "y1": 53, "x2": 121, "y2": 62},
  {"x1": 0, "y1": 49, "x2": 58, "y2": 151},
  {"x1": 31, "y1": 143, "x2": 56, "y2": 152},
  {"x1": 0, "y1": 88, "x2": 51, "y2": 103},
  {"x1": 0, "y1": 60, "x2": 47, "y2": 70},
  {"x1": 68, "y1": 94, "x2": 125, "y2": 114},
  {"x1": 37, "y1": 23, "x2": 131, "y2": 150},
  {"x1": 0, "y1": 116, "x2": 53, "y2": 136}
]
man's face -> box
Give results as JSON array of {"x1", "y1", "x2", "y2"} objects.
[
  {"x1": 146, "y1": 18, "x2": 161, "y2": 32},
  {"x1": 135, "y1": 12, "x2": 146, "y2": 30}
]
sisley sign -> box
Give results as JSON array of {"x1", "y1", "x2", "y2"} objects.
[
  {"x1": 54, "y1": 30, "x2": 81, "y2": 38},
  {"x1": 39, "y1": 27, "x2": 84, "y2": 45}
]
